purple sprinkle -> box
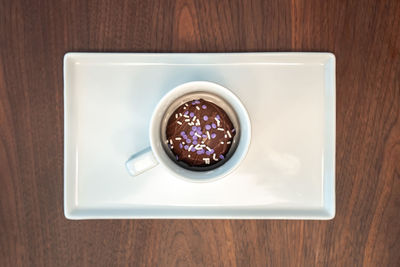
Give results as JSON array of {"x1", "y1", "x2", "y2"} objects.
[
  {"x1": 195, "y1": 100, "x2": 200, "y2": 104},
  {"x1": 193, "y1": 140, "x2": 198, "y2": 145},
  {"x1": 192, "y1": 126, "x2": 197, "y2": 130},
  {"x1": 205, "y1": 124, "x2": 211, "y2": 130},
  {"x1": 212, "y1": 123, "x2": 217, "y2": 128},
  {"x1": 202, "y1": 134, "x2": 207, "y2": 138},
  {"x1": 191, "y1": 147, "x2": 196, "y2": 152},
  {"x1": 203, "y1": 115, "x2": 208, "y2": 121},
  {"x1": 167, "y1": 144, "x2": 171, "y2": 148},
  {"x1": 216, "y1": 115, "x2": 221, "y2": 119},
  {"x1": 219, "y1": 155, "x2": 224, "y2": 159},
  {"x1": 210, "y1": 149, "x2": 214, "y2": 153},
  {"x1": 232, "y1": 129, "x2": 235, "y2": 132},
  {"x1": 191, "y1": 101, "x2": 196, "y2": 105},
  {"x1": 211, "y1": 133, "x2": 217, "y2": 138},
  {"x1": 184, "y1": 111, "x2": 189, "y2": 115},
  {"x1": 206, "y1": 151, "x2": 212, "y2": 155},
  {"x1": 180, "y1": 131, "x2": 185, "y2": 136},
  {"x1": 182, "y1": 134, "x2": 187, "y2": 139},
  {"x1": 190, "y1": 112, "x2": 194, "y2": 117},
  {"x1": 196, "y1": 126, "x2": 201, "y2": 131},
  {"x1": 175, "y1": 155, "x2": 179, "y2": 160},
  {"x1": 202, "y1": 105, "x2": 207, "y2": 109},
  {"x1": 190, "y1": 131, "x2": 194, "y2": 136},
  {"x1": 179, "y1": 143, "x2": 183, "y2": 148},
  {"x1": 193, "y1": 135, "x2": 198, "y2": 140},
  {"x1": 186, "y1": 139, "x2": 191, "y2": 144},
  {"x1": 184, "y1": 145, "x2": 189, "y2": 150},
  {"x1": 196, "y1": 149, "x2": 205, "y2": 155}
]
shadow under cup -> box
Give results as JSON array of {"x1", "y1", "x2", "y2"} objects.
[{"x1": 160, "y1": 92, "x2": 241, "y2": 172}]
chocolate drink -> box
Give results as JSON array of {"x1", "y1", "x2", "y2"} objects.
[{"x1": 166, "y1": 99, "x2": 236, "y2": 167}]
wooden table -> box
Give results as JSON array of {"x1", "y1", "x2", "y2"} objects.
[{"x1": 1, "y1": 0, "x2": 399, "y2": 266}]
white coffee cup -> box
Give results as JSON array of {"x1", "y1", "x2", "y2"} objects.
[{"x1": 126, "y1": 81, "x2": 251, "y2": 182}]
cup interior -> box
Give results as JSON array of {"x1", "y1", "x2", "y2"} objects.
[{"x1": 149, "y1": 81, "x2": 251, "y2": 182}]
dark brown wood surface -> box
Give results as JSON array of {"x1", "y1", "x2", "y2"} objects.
[{"x1": 1, "y1": 0, "x2": 399, "y2": 266}]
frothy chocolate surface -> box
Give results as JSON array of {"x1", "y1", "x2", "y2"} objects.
[{"x1": 166, "y1": 99, "x2": 236, "y2": 167}]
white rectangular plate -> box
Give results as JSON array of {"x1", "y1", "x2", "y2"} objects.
[{"x1": 64, "y1": 52, "x2": 335, "y2": 219}]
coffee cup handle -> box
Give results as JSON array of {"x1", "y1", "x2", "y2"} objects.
[{"x1": 125, "y1": 147, "x2": 159, "y2": 176}]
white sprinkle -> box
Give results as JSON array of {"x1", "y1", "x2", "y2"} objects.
[
  {"x1": 177, "y1": 121, "x2": 182, "y2": 125},
  {"x1": 206, "y1": 146, "x2": 212, "y2": 151},
  {"x1": 182, "y1": 142, "x2": 185, "y2": 145},
  {"x1": 195, "y1": 121, "x2": 200, "y2": 126},
  {"x1": 227, "y1": 141, "x2": 231, "y2": 144},
  {"x1": 196, "y1": 106, "x2": 200, "y2": 110},
  {"x1": 203, "y1": 158, "x2": 210, "y2": 164},
  {"x1": 171, "y1": 146, "x2": 173, "y2": 149},
  {"x1": 169, "y1": 139, "x2": 173, "y2": 144},
  {"x1": 195, "y1": 133, "x2": 201, "y2": 138},
  {"x1": 196, "y1": 119, "x2": 200, "y2": 124},
  {"x1": 213, "y1": 154, "x2": 218, "y2": 161},
  {"x1": 175, "y1": 114, "x2": 178, "y2": 119},
  {"x1": 188, "y1": 155, "x2": 191, "y2": 158},
  {"x1": 183, "y1": 115, "x2": 189, "y2": 118},
  {"x1": 179, "y1": 113, "x2": 182, "y2": 116},
  {"x1": 175, "y1": 137, "x2": 182, "y2": 140},
  {"x1": 221, "y1": 141, "x2": 224, "y2": 144},
  {"x1": 200, "y1": 144, "x2": 206, "y2": 147},
  {"x1": 195, "y1": 144, "x2": 202, "y2": 150},
  {"x1": 183, "y1": 107, "x2": 187, "y2": 109},
  {"x1": 188, "y1": 145, "x2": 193, "y2": 151},
  {"x1": 227, "y1": 131, "x2": 232, "y2": 138},
  {"x1": 201, "y1": 141, "x2": 205, "y2": 144},
  {"x1": 185, "y1": 119, "x2": 190, "y2": 122},
  {"x1": 192, "y1": 116, "x2": 196, "y2": 122},
  {"x1": 217, "y1": 128, "x2": 224, "y2": 131},
  {"x1": 207, "y1": 131, "x2": 211, "y2": 139},
  {"x1": 185, "y1": 103, "x2": 189, "y2": 107},
  {"x1": 188, "y1": 122, "x2": 194, "y2": 126},
  {"x1": 215, "y1": 118, "x2": 221, "y2": 126},
  {"x1": 224, "y1": 134, "x2": 227, "y2": 138}
]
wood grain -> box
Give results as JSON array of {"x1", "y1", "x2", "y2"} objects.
[{"x1": 1, "y1": 0, "x2": 399, "y2": 266}]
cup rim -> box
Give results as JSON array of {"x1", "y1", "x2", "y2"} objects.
[{"x1": 149, "y1": 81, "x2": 251, "y2": 182}]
